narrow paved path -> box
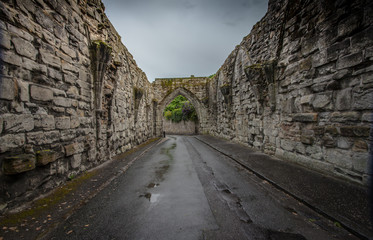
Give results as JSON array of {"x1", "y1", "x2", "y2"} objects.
[{"x1": 49, "y1": 136, "x2": 357, "y2": 240}]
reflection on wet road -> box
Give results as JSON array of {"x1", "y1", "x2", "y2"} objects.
[{"x1": 50, "y1": 136, "x2": 357, "y2": 240}]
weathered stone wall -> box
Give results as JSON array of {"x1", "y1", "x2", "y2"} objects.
[
  {"x1": 152, "y1": 77, "x2": 209, "y2": 136},
  {"x1": 163, "y1": 119, "x2": 197, "y2": 135},
  {"x1": 207, "y1": 0, "x2": 373, "y2": 185},
  {"x1": 0, "y1": 0, "x2": 154, "y2": 210}
]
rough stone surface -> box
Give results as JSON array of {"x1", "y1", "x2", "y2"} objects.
[
  {"x1": 30, "y1": 85, "x2": 53, "y2": 102},
  {"x1": 3, "y1": 154, "x2": 36, "y2": 175},
  {"x1": 36, "y1": 150, "x2": 56, "y2": 166},
  {"x1": 204, "y1": 0, "x2": 372, "y2": 186},
  {"x1": 0, "y1": 76, "x2": 15, "y2": 100},
  {"x1": 0, "y1": 0, "x2": 371, "y2": 211}
]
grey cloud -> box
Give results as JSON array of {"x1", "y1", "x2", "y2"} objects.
[{"x1": 102, "y1": 0, "x2": 268, "y2": 81}]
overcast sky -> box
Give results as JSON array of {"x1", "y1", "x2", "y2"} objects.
[{"x1": 102, "y1": 0, "x2": 269, "y2": 82}]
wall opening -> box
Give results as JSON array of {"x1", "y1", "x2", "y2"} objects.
[{"x1": 162, "y1": 95, "x2": 199, "y2": 135}]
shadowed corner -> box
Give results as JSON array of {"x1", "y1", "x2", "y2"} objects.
[{"x1": 370, "y1": 112, "x2": 373, "y2": 229}]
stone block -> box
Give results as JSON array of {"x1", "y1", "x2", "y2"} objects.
[
  {"x1": 305, "y1": 145, "x2": 322, "y2": 160},
  {"x1": 325, "y1": 126, "x2": 339, "y2": 135},
  {"x1": 0, "y1": 31, "x2": 11, "y2": 49},
  {"x1": 3, "y1": 154, "x2": 36, "y2": 175},
  {"x1": 332, "y1": 69, "x2": 350, "y2": 80},
  {"x1": 280, "y1": 139, "x2": 295, "y2": 151},
  {"x1": 7, "y1": 24, "x2": 33, "y2": 41},
  {"x1": 322, "y1": 135, "x2": 335, "y2": 148},
  {"x1": 53, "y1": 97, "x2": 71, "y2": 107},
  {"x1": 339, "y1": 126, "x2": 370, "y2": 137},
  {"x1": 325, "y1": 149, "x2": 352, "y2": 169},
  {"x1": 34, "y1": 114, "x2": 55, "y2": 130},
  {"x1": 12, "y1": 37, "x2": 38, "y2": 60},
  {"x1": 362, "y1": 113, "x2": 372, "y2": 122},
  {"x1": 70, "y1": 116, "x2": 80, "y2": 128},
  {"x1": 0, "y1": 76, "x2": 16, "y2": 100},
  {"x1": 67, "y1": 86, "x2": 79, "y2": 98},
  {"x1": 48, "y1": 67, "x2": 63, "y2": 81},
  {"x1": 3, "y1": 114, "x2": 34, "y2": 133},
  {"x1": 336, "y1": 52, "x2": 363, "y2": 70},
  {"x1": 70, "y1": 154, "x2": 82, "y2": 169},
  {"x1": 36, "y1": 150, "x2": 56, "y2": 166},
  {"x1": 337, "y1": 137, "x2": 351, "y2": 150},
  {"x1": 352, "y1": 140, "x2": 368, "y2": 152},
  {"x1": 65, "y1": 142, "x2": 84, "y2": 156},
  {"x1": 335, "y1": 88, "x2": 351, "y2": 111},
  {"x1": 312, "y1": 93, "x2": 332, "y2": 111},
  {"x1": 61, "y1": 43, "x2": 77, "y2": 58},
  {"x1": 330, "y1": 112, "x2": 359, "y2": 122},
  {"x1": 312, "y1": 126, "x2": 324, "y2": 135},
  {"x1": 63, "y1": 72, "x2": 78, "y2": 84},
  {"x1": 17, "y1": 79, "x2": 29, "y2": 102},
  {"x1": 62, "y1": 61, "x2": 79, "y2": 74},
  {"x1": 27, "y1": 131, "x2": 60, "y2": 145},
  {"x1": 35, "y1": 10, "x2": 54, "y2": 33},
  {"x1": 22, "y1": 57, "x2": 47, "y2": 74},
  {"x1": 300, "y1": 135, "x2": 314, "y2": 145},
  {"x1": 292, "y1": 113, "x2": 318, "y2": 122},
  {"x1": 351, "y1": 152, "x2": 369, "y2": 173},
  {"x1": 0, "y1": 117, "x2": 3, "y2": 134},
  {"x1": 301, "y1": 36, "x2": 318, "y2": 57},
  {"x1": 55, "y1": 116, "x2": 70, "y2": 129},
  {"x1": 353, "y1": 90, "x2": 373, "y2": 110},
  {"x1": 0, "y1": 133, "x2": 26, "y2": 153},
  {"x1": 326, "y1": 39, "x2": 350, "y2": 61},
  {"x1": 39, "y1": 48, "x2": 61, "y2": 68},
  {"x1": 1, "y1": 50, "x2": 23, "y2": 66},
  {"x1": 30, "y1": 85, "x2": 53, "y2": 101},
  {"x1": 300, "y1": 94, "x2": 314, "y2": 105}
]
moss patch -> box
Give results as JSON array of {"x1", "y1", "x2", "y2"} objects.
[{"x1": 0, "y1": 171, "x2": 97, "y2": 226}]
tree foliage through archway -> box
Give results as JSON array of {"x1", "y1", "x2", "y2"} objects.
[{"x1": 163, "y1": 95, "x2": 198, "y2": 123}]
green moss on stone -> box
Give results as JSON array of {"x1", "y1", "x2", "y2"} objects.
[{"x1": 0, "y1": 170, "x2": 97, "y2": 225}]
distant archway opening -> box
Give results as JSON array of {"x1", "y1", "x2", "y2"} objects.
[
  {"x1": 162, "y1": 95, "x2": 198, "y2": 135},
  {"x1": 156, "y1": 87, "x2": 206, "y2": 136}
]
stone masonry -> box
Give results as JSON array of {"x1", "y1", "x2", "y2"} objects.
[
  {"x1": 0, "y1": 0, "x2": 155, "y2": 211},
  {"x1": 205, "y1": 0, "x2": 373, "y2": 185},
  {"x1": 152, "y1": 76, "x2": 210, "y2": 136},
  {"x1": 0, "y1": 0, "x2": 372, "y2": 212}
]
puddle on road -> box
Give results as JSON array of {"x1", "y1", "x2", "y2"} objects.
[
  {"x1": 147, "y1": 182, "x2": 159, "y2": 188},
  {"x1": 139, "y1": 193, "x2": 161, "y2": 203}
]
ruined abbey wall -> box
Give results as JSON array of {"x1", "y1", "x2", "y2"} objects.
[
  {"x1": 0, "y1": 0, "x2": 154, "y2": 210},
  {"x1": 207, "y1": 0, "x2": 373, "y2": 185},
  {"x1": 152, "y1": 77, "x2": 209, "y2": 136},
  {"x1": 1, "y1": 0, "x2": 372, "y2": 212}
]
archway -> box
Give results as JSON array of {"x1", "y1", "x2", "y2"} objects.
[{"x1": 155, "y1": 87, "x2": 207, "y2": 136}]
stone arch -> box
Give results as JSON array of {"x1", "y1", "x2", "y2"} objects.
[{"x1": 155, "y1": 87, "x2": 207, "y2": 136}]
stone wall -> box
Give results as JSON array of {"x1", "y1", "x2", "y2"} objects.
[
  {"x1": 0, "y1": 0, "x2": 154, "y2": 210},
  {"x1": 163, "y1": 119, "x2": 197, "y2": 135},
  {"x1": 152, "y1": 77, "x2": 209, "y2": 136},
  {"x1": 206, "y1": 0, "x2": 373, "y2": 185}
]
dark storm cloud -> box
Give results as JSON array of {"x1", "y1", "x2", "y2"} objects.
[{"x1": 102, "y1": 0, "x2": 268, "y2": 81}]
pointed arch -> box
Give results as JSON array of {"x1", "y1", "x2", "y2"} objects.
[{"x1": 155, "y1": 87, "x2": 207, "y2": 136}]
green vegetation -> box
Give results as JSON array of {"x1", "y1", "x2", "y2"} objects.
[
  {"x1": 163, "y1": 95, "x2": 198, "y2": 123},
  {"x1": 208, "y1": 73, "x2": 216, "y2": 78},
  {"x1": 91, "y1": 40, "x2": 112, "y2": 50}
]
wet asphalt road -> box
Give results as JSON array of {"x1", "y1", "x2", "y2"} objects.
[{"x1": 49, "y1": 136, "x2": 357, "y2": 240}]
